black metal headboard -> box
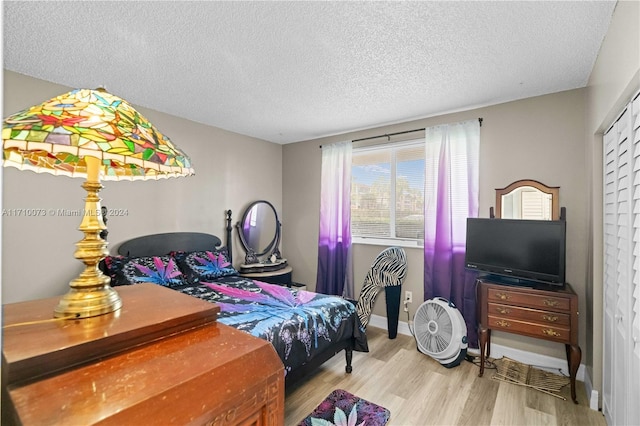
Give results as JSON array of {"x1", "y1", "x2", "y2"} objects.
[{"x1": 113, "y1": 210, "x2": 234, "y2": 261}]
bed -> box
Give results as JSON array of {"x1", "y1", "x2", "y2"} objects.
[{"x1": 101, "y1": 210, "x2": 368, "y2": 387}]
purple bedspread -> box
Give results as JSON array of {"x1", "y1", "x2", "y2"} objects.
[{"x1": 174, "y1": 275, "x2": 368, "y2": 376}]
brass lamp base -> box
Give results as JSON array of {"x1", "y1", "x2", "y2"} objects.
[
  {"x1": 54, "y1": 285, "x2": 122, "y2": 319},
  {"x1": 53, "y1": 156, "x2": 122, "y2": 319}
]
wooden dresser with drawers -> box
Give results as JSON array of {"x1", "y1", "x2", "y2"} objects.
[
  {"x1": 2, "y1": 284, "x2": 284, "y2": 425},
  {"x1": 476, "y1": 279, "x2": 581, "y2": 403}
]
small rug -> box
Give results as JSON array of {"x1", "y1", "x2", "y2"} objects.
[
  {"x1": 492, "y1": 356, "x2": 570, "y2": 400},
  {"x1": 298, "y1": 389, "x2": 390, "y2": 426}
]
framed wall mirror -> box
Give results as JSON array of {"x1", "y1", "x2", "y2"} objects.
[
  {"x1": 495, "y1": 179, "x2": 560, "y2": 220},
  {"x1": 236, "y1": 200, "x2": 284, "y2": 267}
]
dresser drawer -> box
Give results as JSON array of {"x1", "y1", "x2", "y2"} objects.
[
  {"x1": 488, "y1": 302, "x2": 571, "y2": 326},
  {"x1": 487, "y1": 315, "x2": 571, "y2": 343},
  {"x1": 487, "y1": 288, "x2": 571, "y2": 312}
]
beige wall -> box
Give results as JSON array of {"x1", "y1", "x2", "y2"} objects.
[
  {"x1": 283, "y1": 88, "x2": 588, "y2": 361},
  {"x1": 2, "y1": 70, "x2": 283, "y2": 303},
  {"x1": 585, "y1": 0, "x2": 640, "y2": 404}
]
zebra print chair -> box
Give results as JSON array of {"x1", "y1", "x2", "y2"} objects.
[{"x1": 355, "y1": 246, "x2": 407, "y2": 339}]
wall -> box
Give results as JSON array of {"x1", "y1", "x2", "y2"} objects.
[
  {"x1": 2, "y1": 71, "x2": 283, "y2": 303},
  {"x1": 585, "y1": 0, "x2": 640, "y2": 405},
  {"x1": 283, "y1": 88, "x2": 588, "y2": 362}
]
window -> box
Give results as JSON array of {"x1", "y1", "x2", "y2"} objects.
[{"x1": 351, "y1": 140, "x2": 425, "y2": 244}]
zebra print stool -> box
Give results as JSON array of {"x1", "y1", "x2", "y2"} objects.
[{"x1": 355, "y1": 246, "x2": 407, "y2": 339}]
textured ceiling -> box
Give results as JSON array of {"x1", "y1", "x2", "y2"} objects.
[{"x1": 4, "y1": 1, "x2": 616, "y2": 144}]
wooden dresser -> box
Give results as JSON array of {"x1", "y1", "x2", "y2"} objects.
[
  {"x1": 2, "y1": 284, "x2": 285, "y2": 425},
  {"x1": 476, "y1": 279, "x2": 581, "y2": 403}
]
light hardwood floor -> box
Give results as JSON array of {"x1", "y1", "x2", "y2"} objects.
[{"x1": 285, "y1": 327, "x2": 606, "y2": 426}]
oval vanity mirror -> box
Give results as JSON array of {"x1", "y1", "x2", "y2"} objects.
[
  {"x1": 237, "y1": 200, "x2": 283, "y2": 266},
  {"x1": 496, "y1": 179, "x2": 559, "y2": 220}
]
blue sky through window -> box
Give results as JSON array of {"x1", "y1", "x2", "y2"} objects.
[{"x1": 353, "y1": 160, "x2": 424, "y2": 190}]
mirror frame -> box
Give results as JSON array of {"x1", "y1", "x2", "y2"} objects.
[
  {"x1": 236, "y1": 200, "x2": 281, "y2": 265},
  {"x1": 495, "y1": 179, "x2": 560, "y2": 220}
]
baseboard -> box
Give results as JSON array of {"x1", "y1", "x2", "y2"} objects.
[
  {"x1": 369, "y1": 313, "x2": 413, "y2": 338},
  {"x1": 583, "y1": 368, "x2": 600, "y2": 411},
  {"x1": 370, "y1": 313, "x2": 592, "y2": 403}
]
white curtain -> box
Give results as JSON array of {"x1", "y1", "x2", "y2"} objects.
[
  {"x1": 423, "y1": 119, "x2": 480, "y2": 346},
  {"x1": 316, "y1": 141, "x2": 354, "y2": 298}
]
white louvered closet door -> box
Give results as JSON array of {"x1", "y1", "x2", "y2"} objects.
[{"x1": 602, "y1": 91, "x2": 640, "y2": 426}]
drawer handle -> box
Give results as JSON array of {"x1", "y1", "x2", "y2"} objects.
[
  {"x1": 543, "y1": 299, "x2": 559, "y2": 307},
  {"x1": 495, "y1": 293, "x2": 510, "y2": 301},
  {"x1": 496, "y1": 320, "x2": 511, "y2": 328},
  {"x1": 497, "y1": 307, "x2": 511, "y2": 315},
  {"x1": 542, "y1": 328, "x2": 561, "y2": 337},
  {"x1": 543, "y1": 314, "x2": 559, "y2": 322}
]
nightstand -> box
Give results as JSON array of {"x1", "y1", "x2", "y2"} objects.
[
  {"x1": 240, "y1": 265, "x2": 293, "y2": 286},
  {"x1": 290, "y1": 282, "x2": 307, "y2": 291}
]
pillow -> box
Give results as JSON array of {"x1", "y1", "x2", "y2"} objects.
[
  {"x1": 104, "y1": 255, "x2": 188, "y2": 288},
  {"x1": 174, "y1": 249, "x2": 238, "y2": 283}
]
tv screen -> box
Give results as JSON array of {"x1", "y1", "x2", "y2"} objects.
[{"x1": 465, "y1": 218, "x2": 566, "y2": 286}]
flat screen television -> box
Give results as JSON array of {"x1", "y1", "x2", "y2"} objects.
[{"x1": 465, "y1": 218, "x2": 566, "y2": 287}]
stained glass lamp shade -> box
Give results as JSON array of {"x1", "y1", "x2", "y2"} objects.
[{"x1": 2, "y1": 88, "x2": 194, "y2": 318}]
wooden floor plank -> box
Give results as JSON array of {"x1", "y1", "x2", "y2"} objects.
[
  {"x1": 285, "y1": 327, "x2": 606, "y2": 426},
  {"x1": 490, "y1": 384, "x2": 528, "y2": 425},
  {"x1": 457, "y1": 374, "x2": 500, "y2": 425}
]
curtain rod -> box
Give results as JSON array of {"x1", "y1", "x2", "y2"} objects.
[
  {"x1": 351, "y1": 127, "x2": 425, "y2": 143},
  {"x1": 319, "y1": 118, "x2": 483, "y2": 148}
]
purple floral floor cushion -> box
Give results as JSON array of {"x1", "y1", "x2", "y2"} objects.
[{"x1": 299, "y1": 389, "x2": 390, "y2": 426}]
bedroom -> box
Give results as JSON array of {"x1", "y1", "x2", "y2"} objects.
[{"x1": 2, "y1": 1, "x2": 639, "y2": 425}]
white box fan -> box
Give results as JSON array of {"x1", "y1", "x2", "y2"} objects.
[{"x1": 413, "y1": 297, "x2": 468, "y2": 368}]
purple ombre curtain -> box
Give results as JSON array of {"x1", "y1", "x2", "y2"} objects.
[
  {"x1": 423, "y1": 120, "x2": 480, "y2": 348},
  {"x1": 316, "y1": 141, "x2": 354, "y2": 298}
]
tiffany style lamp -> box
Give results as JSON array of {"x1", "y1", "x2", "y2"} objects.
[{"x1": 2, "y1": 88, "x2": 194, "y2": 318}]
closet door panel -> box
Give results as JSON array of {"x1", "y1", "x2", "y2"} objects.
[
  {"x1": 629, "y1": 94, "x2": 640, "y2": 424},
  {"x1": 603, "y1": 116, "x2": 623, "y2": 424},
  {"x1": 603, "y1": 92, "x2": 640, "y2": 426}
]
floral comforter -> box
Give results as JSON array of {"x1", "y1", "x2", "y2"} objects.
[{"x1": 173, "y1": 275, "x2": 368, "y2": 376}]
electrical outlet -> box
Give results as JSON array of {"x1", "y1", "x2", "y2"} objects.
[{"x1": 403, "y1": 291, "x2": 412, "y2": 312}]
